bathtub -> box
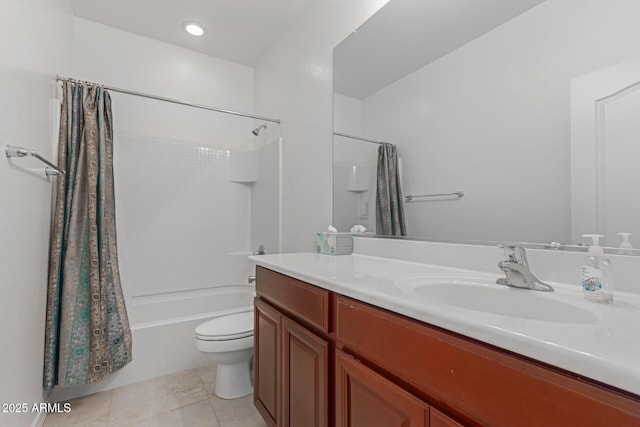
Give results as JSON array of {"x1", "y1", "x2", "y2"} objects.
[{"x1": 129, "y1": 284, "x2": 255, "y2": 327}]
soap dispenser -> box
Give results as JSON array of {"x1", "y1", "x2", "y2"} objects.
[
  {"x1": 618, "y1": 232, "x2": 634, "y2": 255},
  {"x1": 581, "y1": 234, "x2": 615, "y2": 304}
]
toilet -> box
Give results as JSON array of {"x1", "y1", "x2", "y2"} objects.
[{"x1": 194, "y1": 310, "x2": 254, "y2": 399}]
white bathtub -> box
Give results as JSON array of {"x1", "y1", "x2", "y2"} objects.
[{"x1": 129, "y1": 284, "x2": 255, "y2": 327}]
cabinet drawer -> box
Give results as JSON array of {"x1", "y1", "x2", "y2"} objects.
[
  {"x1": 256, "y1": 266, "x2": 330, "y2": 334},
  {"x1": 335, "y1": 296, "x2": 640, "y2": 427}
]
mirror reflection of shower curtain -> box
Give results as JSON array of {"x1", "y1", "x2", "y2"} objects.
[{"x1": 376, "y1": 143, "x2": 406, "y2": 236}]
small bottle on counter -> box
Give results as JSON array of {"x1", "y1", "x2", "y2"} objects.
[
  {"x1": 581, "y1": 234, "x2": 615, "y2": 304},
  {"x1": 618, "y1": 232, "x2": 634, "y2": 255}
]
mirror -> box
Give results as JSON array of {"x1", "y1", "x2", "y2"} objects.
[{"x1": 333, "y1": 0, "x2": 640, "y2": 251}]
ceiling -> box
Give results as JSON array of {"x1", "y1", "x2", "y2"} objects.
[
  {"x1": 70, "y1": 0, "x2": 312, "y2": 66},
  {"x1": 334, "y1": 0, "x2": 547, "y2": 99}
]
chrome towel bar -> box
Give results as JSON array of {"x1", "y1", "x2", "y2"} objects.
[
  {"x1": 333, "y1": 131, "x2": 387, "y2": 145},
  {"x1": 5, "y1": 145, "x2": 65, "y2": 176},
  {"x1": 405, "y1": 191, "x2": 464, "y2": 201}
]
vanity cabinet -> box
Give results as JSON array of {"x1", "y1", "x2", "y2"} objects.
[
  {"x1": 335, "y1": 350, "x2": 429, "y2": 427},
  {"x1": 254, "y1": 266, "x2": 640, "y2": 427},
  {"x1": 254, "y1": 267, "x2": 330, "y2": 427},
  {"x1": 335, "y1": 296, "x2": 640, "y2": 427}
]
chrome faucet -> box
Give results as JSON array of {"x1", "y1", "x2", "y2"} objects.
[{"x1": 496, "y1": 244, "x2": 554, "y2": 292}]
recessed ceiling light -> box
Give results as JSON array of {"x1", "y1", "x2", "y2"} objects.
[{"x1": 183, "y1": 21, "x2": 206, "y2": 36}]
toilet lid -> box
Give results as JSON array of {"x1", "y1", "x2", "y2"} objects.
[{"x1": 195, "y1": 311, "x2": 254, "y2": 341}]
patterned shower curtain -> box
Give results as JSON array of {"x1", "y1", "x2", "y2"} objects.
[
  {"x1": 43, "y1": 80, "x2": 132, "y2": 390},
  {"x1": 376, "y1": 143, "x2": 407, "y2": 236}
]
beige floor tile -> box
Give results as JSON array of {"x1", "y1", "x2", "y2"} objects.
[
  {"x1": 112, "y1": 411, "x2": 182, "y2": 427},
  {"x1": 109, "y1": 370, "x2": 208, "y2": 427},
  {"x1": 41, "y1": 368, "x2": 265, "y2": 427},
  {"x1": 210, "y1": 395, "x2": 267, "y2": 427},
  {"x1": 43, "y1": 390, "x2": 112, "y2": 427},
  {"x1": 194, "y1": 363, "x2": 217, "y2": 397},
  {"x1": 115, "y1": 400, "x2": 220, "y2": 427},
  {"x1": 174, "y1": 400, "x2": 220, "y2": 427}
]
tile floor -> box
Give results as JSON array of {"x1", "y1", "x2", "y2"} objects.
[{"x1": 43, "y1": 364, "x2": 267, "y2": 427}]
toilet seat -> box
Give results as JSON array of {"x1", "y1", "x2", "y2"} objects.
[{"x1": 195, "y1": 311, "x2": 254, "y2": 341}]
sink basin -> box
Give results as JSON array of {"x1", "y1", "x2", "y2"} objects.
[{"x1": 396, "y1": 274, "x2": 597, "y2": 324}]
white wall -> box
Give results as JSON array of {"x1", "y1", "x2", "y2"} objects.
[
  {"x1": 72, "y1": 17, "x2": 256, "y2": 148},
  {"x1": 333, "y1": 93, "x2": 377, "y2": 231},
  {"x1": 254, "y1": 0, "x2": 390, "y2": 252},
  {"x1": 333, "y1": 93, "x2": 367, "y2": 164},
  {"x1": 334, "y1": 93, "x2": 362, "y2": 138},
  {"x1": 360, "y1": 0, "x2": 640, "y2": 244},
  {"x1": 0, "y1": 0, "x2": 73, "y2": 426}
]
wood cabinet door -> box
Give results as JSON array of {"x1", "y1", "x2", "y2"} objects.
[
  {"x1": 254, "y1": 298, "x2": 281, "y2": 427},
  {"x1": 430, "y1": 409, "x2": 463, "y2": 427},
  {"x1": 281, "y1": 316, "x2": 329, "y2": 427},
  {"x1": 335, "y1": 350, "x2": 429, "y2": 427}
]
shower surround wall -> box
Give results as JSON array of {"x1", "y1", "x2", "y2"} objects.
[
  {"x1": 50, "y1": 18, "x2": 271, "y2": 402},
  {"x1": 116, "y1": 136, "x2": 253, "y2": 298}
]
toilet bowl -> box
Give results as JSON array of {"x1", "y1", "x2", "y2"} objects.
[{"x1": 194, "y1": 310, "x2": 254, "y2": 399}]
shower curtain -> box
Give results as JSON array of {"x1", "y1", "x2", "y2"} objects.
[
  {"x1": 43, "y1": 80, "x2": 132, "y2": 390},
  {"x1": 376, "y1": 143, "x2": 407, "y2": 236}
]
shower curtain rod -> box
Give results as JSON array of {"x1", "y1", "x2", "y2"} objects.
[
  {"x1": 333, "y1": 131, "x2": 387, "y2": 145},
  {"x1": 56, "y1": 76, "x2": 281, "y2": 124}
]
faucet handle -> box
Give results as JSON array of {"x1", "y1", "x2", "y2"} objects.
[
  {"x1": 497, "y1": 244, "x2": 528, "y2": 264},
  {"x1": 252, "y1": 244, "x2": 266, "y2": 256}
]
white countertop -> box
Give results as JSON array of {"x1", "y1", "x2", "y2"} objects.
[{"x1": 250, "y1": 252, "x2": 640, "y2": 397}]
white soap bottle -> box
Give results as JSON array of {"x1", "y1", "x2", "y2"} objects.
[
  {"x1": 581, "y1": 234, "x2": 615, "y2": 304},
  {"x1": 618, "y1": 232, "x2": 634, "y2": 255}
]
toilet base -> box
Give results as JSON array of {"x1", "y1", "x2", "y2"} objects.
[{"x1": 215, "y1": 357, "x2": 253, "y2": 399}]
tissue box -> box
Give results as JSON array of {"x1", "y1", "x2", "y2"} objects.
[{"x1": 314, "y1": 232, "x2": 353, "y2": 255}]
